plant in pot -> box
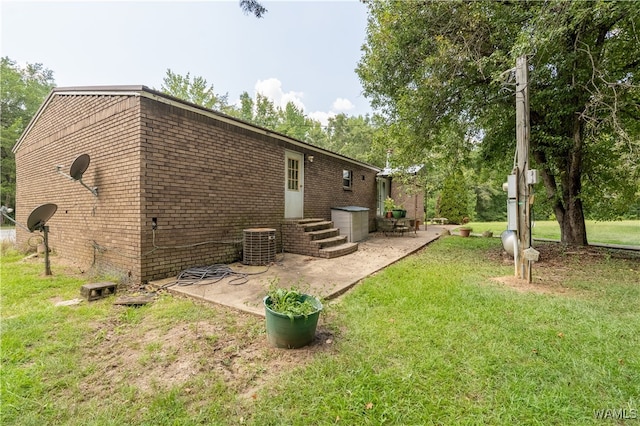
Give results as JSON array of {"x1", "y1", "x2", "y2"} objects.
[
  {"x1": 392, "y1": 205, "x2": 407, "y2": 218},
  {"x1": 263, "y1": 282, "x2": 323, "y2": 349},
  {"x1": 384, "y1": 197, "x2": 406, "y2": 218},
  {"x1": 383, "y1": 197, "x2": 395, "y2": 218},
  {"x1": 458, "y1": 226, "x2": 472, "y2": 237}
]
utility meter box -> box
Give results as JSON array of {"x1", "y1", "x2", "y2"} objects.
[
  {"x1": 507, "y1": 199, "x2": 518, "y2": 230},
  {"x1": 507, "y1": 174, "x2": 517, "y2": 198},
  {"x1": 505, "y1": 174, "x2": 518, "y2": 230}
]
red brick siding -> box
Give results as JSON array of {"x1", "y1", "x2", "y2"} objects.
[
  {"x1": 391, "y1": 184, "x2": 425, "y2": 224},
  {"x1": 303, "y1": 151, "x2": 378, "y2": 231},
  {"x1": 139, "y1": 98, "x2": 287, "y2": 281},
  {"x1": 15, "y1": 91, "x2": 381, "y2": 284},
  {"x1": 15, "y1": 95, "x2": 143, "y2": 281}
]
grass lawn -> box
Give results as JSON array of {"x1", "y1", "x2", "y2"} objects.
[
  {"x1": 462, "y1": 220, "x2": 640, "y2": 246},
  {"x1": 1, "y1": 238, "x2": 639, "y2": 425}
]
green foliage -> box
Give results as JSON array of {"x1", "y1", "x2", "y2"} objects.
[
  {"x1": 473, "y1": 181, "x2": 507, "y2": 222},
  {"x1": 383, "y1": 197, "x2": 396, "y2": 212},
  {"x1": 357, "y1": 1, "x2": 640, "y2": 243},
  {"x1": 437, "y1": 170, "x2": 470, "y2": 224},
  {"x1": 323, "y1": 113, "x2": 381, "y2": 165},
  {"x1": 224, "y1": 93, "x2": 385, "y2": 166},
  {"x1": 0, "y1": 57, "x2": 55, "y2": 210},
  {"x1": 265, "y1": 286, "x2": 319, "y2": 320},
  {"x1": 159, "y1": 69, "x2": 228, "y2": 110},
  {"x1": 275, "y1": 101, "x2": 311, "y2": 141}
]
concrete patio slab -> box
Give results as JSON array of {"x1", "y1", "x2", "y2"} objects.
[{"x1": 154, "y1": 225, "x2": 454, "y2": 316}]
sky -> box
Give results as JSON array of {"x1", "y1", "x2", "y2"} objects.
[{"x1": 1, "y1": 0, "x2": 373, "y2": 124}]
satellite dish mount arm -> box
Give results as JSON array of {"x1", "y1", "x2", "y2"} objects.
[
  {"x1": 78, "y1": 178, "x2": 98, "y2": 197},
  {"x1": 0, "y1": 206, "x2": 30, "y2": 232},
  {"x1": 56, "y1": 154, "x2": 98, "y2": 197}
]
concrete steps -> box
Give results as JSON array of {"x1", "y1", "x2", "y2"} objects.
[
  {"x1": 319, "y1": 242, "x2": 358, "y2": 258},
  {"x1": 282, "y1": 218, "x2": 358, "y2": 259}
]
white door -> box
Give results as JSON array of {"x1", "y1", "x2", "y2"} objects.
[
  {"x1": 284, "y1": 150, "x2": 304, "y2": 218},
  {"x1": 377, "y1": 177, "x2": 390, "y2": 216}
]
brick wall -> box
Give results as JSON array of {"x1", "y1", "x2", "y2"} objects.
[
  {"x1": 303, "y1": 151, "x2": 378, "y2": 231},
  {"x1": 15, "y1": 94, "x2": 143, "y2": 282},
  {"x1": 15, "y1": 89, "x2": 381, "y2": 284},
  {"x1": 391, "y1": 183, "x2": 425, "y2": 224},
  {"x1": 139, "y1": 98, "x2": 288, "y2": 281}
]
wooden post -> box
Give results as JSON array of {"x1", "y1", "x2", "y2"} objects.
[
  {"x1": 43, "y1": 225, "x2": 52, "y2": 276},
  {"x1": 515, "y1": 55, "x2": 532, "y2": 282}
]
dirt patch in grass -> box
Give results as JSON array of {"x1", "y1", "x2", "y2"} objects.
[
  {"x1": 77, "y1": 299, "x2": 337, "y2": 404},
  {"x1": 487, "y1": 241, "x2": 639, "y2": 295},
  {"x1": 16, "y1": 252, "x2": 337, "y2": 403},
  {"x1": 489, "y1": 275, "x2": 577, "y2": 295}
]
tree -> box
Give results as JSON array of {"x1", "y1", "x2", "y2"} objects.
[
  {"x1": 324, "y1": 114, "x2": 381, "y2": 165},
  {"x1": 159, "y1": 69, "x2": 228, "y2": 111},
  {"x1": 275, "y1": 102, "x2": 315, "y2": 141},
  {"x1": 437, "y1": 170, "x2": 471, "y2": 225},
  {"x1": 357, "y1": 1, "x2": 640, "y2": 245},
  {"x1": 239, "y1": 0, "x2": 267, "y2": 18},
  {"x1": 235, "y1": 91, "x2": 255, "y2": 123},
  {"x1": 222, "y1": 89, "x2": 384, "y2": 167},
  {"x1": 252, "y1": 93, "x2": 279, "y2": 130},
  {"x1": 225, "y1": 92, "x2": 317, "y2": 142},
  {"x1": 1, "y1": 57, "x2": 55, "y2": 213}
]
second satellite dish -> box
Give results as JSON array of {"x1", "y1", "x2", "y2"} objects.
[
  {"x1": 69, "y1": 154, "x2": 90, "y2": 181},
  {"x1": 27, "y1": 203, "x2": 58, "y2": 232},
  {"x1": 56, "y1": 153, "x2": 98, "y2": 197}
]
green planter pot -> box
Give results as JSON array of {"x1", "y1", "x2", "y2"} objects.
[
  {"x1": 264, "y1": 295, "x2": 322, "y2": 349},
  {"x1": 392, "y1": 209, "x2": 406, "y2": 218}
]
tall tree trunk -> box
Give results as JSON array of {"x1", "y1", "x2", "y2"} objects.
[
  {"x1": 534, "y1": 117, "x2": 589, "y2": 246},
  {"x1": 559, "y1": 117, "x2": 588, "y2": 245},
  {"x1": 559, "y1": 196, "x2": 587, "y2": 245}
]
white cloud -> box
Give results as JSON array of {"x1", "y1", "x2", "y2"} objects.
[
  {"x1": 332, "y1": 97, "x2": 354, "y2": 112},
  {"x1": 308, "y1": 110, "x2": 336, "y2": 127},
  {"x1": 254, "y1": 78, "x2": 305, "y2": 111},
  {"x1": 250, "y1": 78, "x2": 357, "y2": 127}
]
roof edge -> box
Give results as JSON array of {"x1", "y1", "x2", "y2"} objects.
[
  {"x1": 53, "y1": 84, "x2": 149, "y2": 93},
  {"x1": 13, "y1": 85, "x2": 381, "y2": 172}
]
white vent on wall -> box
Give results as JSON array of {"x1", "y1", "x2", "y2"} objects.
[{"x1": 243, "y1": 228, "x2": 276, "y2": 265}]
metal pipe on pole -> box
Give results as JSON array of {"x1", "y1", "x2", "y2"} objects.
[{"x1": 515, "y1": 55, "x2": 532, "y2": 282}]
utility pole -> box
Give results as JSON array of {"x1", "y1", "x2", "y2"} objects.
[{"x1": 515, "y1": 55, "x2": 532, "y2": 282}]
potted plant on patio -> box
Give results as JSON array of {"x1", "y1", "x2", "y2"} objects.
[
  {"x1": 392, "y1": 204, "x2": 406, "y2": 218},
  {"x1": 384, "y1": 197, "x2": 395, "y2": 218},
  {"x1": 263, "y1": 284, "x2": 323, "y2": 349},
  {"x1": 458, "y1": 226, "x2": 472, "y2": 237},
  {"x1": 384, "y1": 197, "x2": 406, "y2": 218}
]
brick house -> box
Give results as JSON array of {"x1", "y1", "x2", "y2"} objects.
[
  {"x1": 377, "y1": 164, "x2": 426, "y2": 225},
  {"x1": 13, "y1": 85, "x2": 393, "y2": 284}
]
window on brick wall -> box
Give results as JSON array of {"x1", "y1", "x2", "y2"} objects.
[{"x1": 343, "y1": 169, "x2": 353, "y2": 190}]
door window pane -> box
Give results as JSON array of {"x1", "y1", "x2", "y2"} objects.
[{"x1": 288, "y1": 158, "x2": 299, "y2": 191}]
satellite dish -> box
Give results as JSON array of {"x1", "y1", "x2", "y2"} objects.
[
  {"x1": 55, "y1": 154, "x2": 98, "y2": 196},
  {"x1": 24, "y1": 203, "x2": 58, "y2": 276},
  {"x1": 27, "y1": 203, "x2": 58, "y2": 232},
  {"x1": 69, "y1": 154, "x2": 90, "y2": 181}
]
